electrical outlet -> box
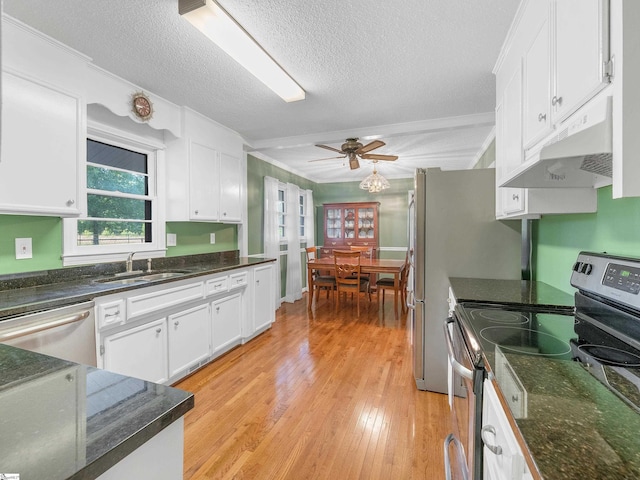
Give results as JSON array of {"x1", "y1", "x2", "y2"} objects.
[
  {"x1": 210, "y1": 233, "x2": 216, "y2": 244},
  {"x1": 167, "y1": 233, "x2": 177, "y2": 247},
  {"x1": 15, "y1": 238, "x2": 33, "y2": 259}
]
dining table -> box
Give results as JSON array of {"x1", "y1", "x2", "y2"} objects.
[{"x1": 307, "y1": 256, "x2": 406, "y2": 317}]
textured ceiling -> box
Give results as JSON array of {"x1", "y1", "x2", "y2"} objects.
[{"x1": 3, "y1": 0, "x2": 519, "y2": 183}]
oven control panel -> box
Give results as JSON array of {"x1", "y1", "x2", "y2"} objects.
[
  {"x1": 571, "y1": 252, "x2": 640, "y2": 310},
  {"x1": 602, "y1": 263, "x2": 640, "y2": 294}
]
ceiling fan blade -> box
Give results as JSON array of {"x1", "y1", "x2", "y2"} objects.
[
  {"x1": 315, "y1": 144, "x2": 344, "y2": 154},
  {"x1": 356, "y1": 140, "x2": 385, "y2": 154},
  {"x1": 308, "y1": 155, "x2": 346, "y2": 163},
  {"x1": 361, "y1": 153, "x2": 398, "y2": 161}
]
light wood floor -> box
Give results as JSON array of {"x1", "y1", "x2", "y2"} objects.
[{"x1": 175, "y1": 291, "x2": 450, "y2": 479}]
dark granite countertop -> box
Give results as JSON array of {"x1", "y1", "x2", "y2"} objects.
[
  {"x1": 0, "y1": 252, "x2": 276, "y2": 319},
  {"x1": 499, "y1": 351, "x2": 640, "y2": 480},
  {"x1": 450, "y1": 279, "x2": 640, "y2": 479},
  {"x1": 0, "y1": 343, "x2": 194, "y2": 479},
  {"x1": 449, "y1": 277, "x2": 575, "y2": 310}
]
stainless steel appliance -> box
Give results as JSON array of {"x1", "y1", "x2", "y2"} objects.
[
  {"x1": 410, "y1": 168, "x2": 521, "y2": 393},
  {"x1": 0, "y1": 301, "x2": 97, "y2": 366},
  {"x1": 445, "y1": 301, "x2": 575, "y2": 479},
  {"x1": 445, "y1": 251, "x2": 640, "y2": 479}
]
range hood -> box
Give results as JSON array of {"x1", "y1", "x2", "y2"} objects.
[{"x1": 500, "y1": 96, "x2": 612, "y2": 188}]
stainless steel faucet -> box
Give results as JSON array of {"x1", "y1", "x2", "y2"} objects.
[{"x1": 126, "y1": 252, "x2": 135, "y2": 273}]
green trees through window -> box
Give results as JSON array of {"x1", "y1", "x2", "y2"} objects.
[{"x1": 79, "y1": 139, "x2": 152, "y2": 246}]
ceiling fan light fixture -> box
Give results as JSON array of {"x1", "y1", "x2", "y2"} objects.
[
  {"x1": 179, "y1": 0, "x2": 305, "y2": 102},
  {"x1": 359, "y1": 166, "x2": 390, "y2": 193}
]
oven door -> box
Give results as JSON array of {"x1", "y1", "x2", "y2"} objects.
[{"x1": 444, "y1": 316, "x2": 482, "y2": 480}]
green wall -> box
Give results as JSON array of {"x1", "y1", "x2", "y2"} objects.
[
  {"x1": 0, "y1": 215, "x2": 238, "y2": 275},
  {"x1": 165, "y1": 222, "x2": 237, "y2": 257},
  {"x1": 535, "y1": 185, "x2": 640, "y2": 294},
  {"x1": 0, "y1": 215, "x2": 64, "y2": 274},
  {"x1": 246, "y1": 155, "x2": 315, "y2": 256}
]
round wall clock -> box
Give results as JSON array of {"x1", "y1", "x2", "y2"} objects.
[{"x1": 131, "y1": 92, "x2": 153, "y2": 121}]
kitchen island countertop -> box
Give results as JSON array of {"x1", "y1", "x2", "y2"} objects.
[{"x1": 0, "y1": 343, "x2": 194, "y2": 479}]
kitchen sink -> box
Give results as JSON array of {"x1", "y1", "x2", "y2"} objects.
[
  {"x1": 99, "y1": 277, "x2": 150, "y2": 285},
  {"x1": 139, "y1": 272, "x2": 188, "y2": 281},
  {"x1": 96, "y1": 270, "x2": 189, "y2": 285}
]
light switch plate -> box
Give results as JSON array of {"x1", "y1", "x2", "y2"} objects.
[
  {"x1": 15, "y1": 238, "x2": 33, "y2": 259},
  {"x1": 167, "y1": 233, "x2": 177, "y2": 247},
  {"x1": 210, "y1": 233, "x2": 216, "y2": 244}
]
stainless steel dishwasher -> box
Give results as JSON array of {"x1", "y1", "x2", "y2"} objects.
[{"x1": 0, "y1": 301, "x2": 97, "y2": 366}]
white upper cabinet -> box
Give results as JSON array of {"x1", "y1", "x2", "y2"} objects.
[
  {"x1": 219, "y1": 152, "x2": 243, "y2": 222},
  {"x1": 552, "y1": 0, "x2": 610, "y2": 124},
  {"x1": 0, "y1": 16, "x2": 88, "y2": 217},
  {"x1": 493, "y1": 0, "x2": 605, "y2": 218},
  {"x1": 189, "y1": 142, "x2": 221, "y2": 221},
  {"x1": 523, "y1": 15, "x2": 551, "y2": 148},
  {"x1": 166, "y1": 108, "x2": 244, "y2": 223}
]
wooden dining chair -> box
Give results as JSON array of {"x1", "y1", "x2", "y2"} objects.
[
  {"x1": 375, "y1": 250, "x2": 411, "y2": 313},
  {"x1": 305, "y1": 246, "x2": 336, "y2": 302},
  {"x1": 349, "y1": 245, "x2": 374, "y2": 284},
  {"x1": 334, "y1": 250, "x2": 370, "y2": 317}
]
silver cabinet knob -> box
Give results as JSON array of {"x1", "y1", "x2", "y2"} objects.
[
  {"x1": 156, "y1": 328, "x2": 162, "y2": 334},
  {"x1": 215, "y1": 306, "x2": 220, "y2": 312},
  {"x1": 174, "y1": 321, "x2": 180, "y2": 326},
  {"x1": 66, "y1": 199, "x2": 75, "y2": 206},
  {"x1": 538, "y1": 113, "x2": 546, "y2": 122},
  {"x1": 512, "y1": 194, "x2": 519, "y2": 201}
]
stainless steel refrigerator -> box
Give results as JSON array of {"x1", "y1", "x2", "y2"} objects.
[{"x1": 410, "y1": 168, "x2": 521, "y2": 393}]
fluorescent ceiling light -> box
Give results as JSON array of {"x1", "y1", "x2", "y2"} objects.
[{"x1": 179, "y1": 0, "x2": 305, "y2": 102}]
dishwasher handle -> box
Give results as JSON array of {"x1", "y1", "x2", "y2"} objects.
[
  {"x1": 443, "y1": 318, "x2": 473, "y2": 380},
  {"x1": 0, "y1": 310, "x2": 91, "y2": 342}
]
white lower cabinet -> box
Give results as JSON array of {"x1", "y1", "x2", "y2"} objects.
[
  {"x1": 482, "y1": 379, "x2": 532, "y2": 480},
  {"x1": 251, "y1": 264, "x2": 276, "y2": 336},
  {"x1": 103, "y1": 318, "x2": 169, "y2": 384},
  {"x1": 96, "y1": 263, "x2": 276, "y2": 384},
  {"x1": 211, "y1": 292, "x2": 242, "y2": 357},
  {"x1": 168, "y1": 304, "x2": 211, "y2": 380}
]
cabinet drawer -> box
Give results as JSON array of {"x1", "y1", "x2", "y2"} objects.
[
  {"x1": 206, "y1": 276, "x2": 229, "y2": 296},
  {"x1": 127, "y1": 282, "x2": 204, "y2": 319},
  {"x1": 229, "y1": 271, "x2": 248, "y2": 290},
  {"x1": 97, "y1": 299, "x2": 125, "y2": 330}
]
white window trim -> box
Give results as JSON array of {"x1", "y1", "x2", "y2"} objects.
[{"x1": 62, "y1": 122, "x2": 167, "y2": 266}]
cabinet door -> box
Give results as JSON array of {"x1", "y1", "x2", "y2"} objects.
[
  {"x1": 523, "y1": 17, "x2": 551, "y2": 148},
  {"x1": 103, "y1": 318, "x2": 168, "y2": 384},
  {"x1": 168, "y1": 304, "x2": 211, "y2": 378},
  {"x1": 0, "y1": 71, "x2": 82, "y2": 216},
  {"x1": 499, "y1": 66, "x2": 525, "y2": 215},
  {"x1": 253, "y1": 265, "x2": 275, "y2": 333},
  {"x1": 189, "y1": 141, "x2": 220, "y2": 220},
  {"x1": 211, "y1": 292, "x2": 243, "y2": 355},
  {"x1": 219, "y1": 152, "x2": 242, "y2": 222},
  {"x1": 325, "y1": 206, "x2": 343, "y2": 247},
  {"x1": 553, "y1": 0, "x2": 609, "y2": 122}
]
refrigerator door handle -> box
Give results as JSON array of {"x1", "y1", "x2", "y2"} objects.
[
  {"x1": 406, "y1": 288, "x2": 415, "y2": 310},
  {"x1": 444, "y1": 318, "x2": 473, "y2": 380}
]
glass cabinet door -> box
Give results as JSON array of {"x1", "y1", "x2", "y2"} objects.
[
  {"x1": 357, "y1": 206, "x2": 375, "y2": 240},
  {"x1": 343, "y1": 208, "x2": 356, "y2": 241},
  {"x1": 326, "y1": 207, "x2": 342, "y2": 240}
]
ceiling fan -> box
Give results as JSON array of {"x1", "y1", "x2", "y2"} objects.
[{"x1": 311, "y1": 138, "x2": 398, "y2": 170}]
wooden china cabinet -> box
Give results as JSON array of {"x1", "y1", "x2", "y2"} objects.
[{"x1": 321, "y1": 202, "x2": 379, "y2": 257}]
